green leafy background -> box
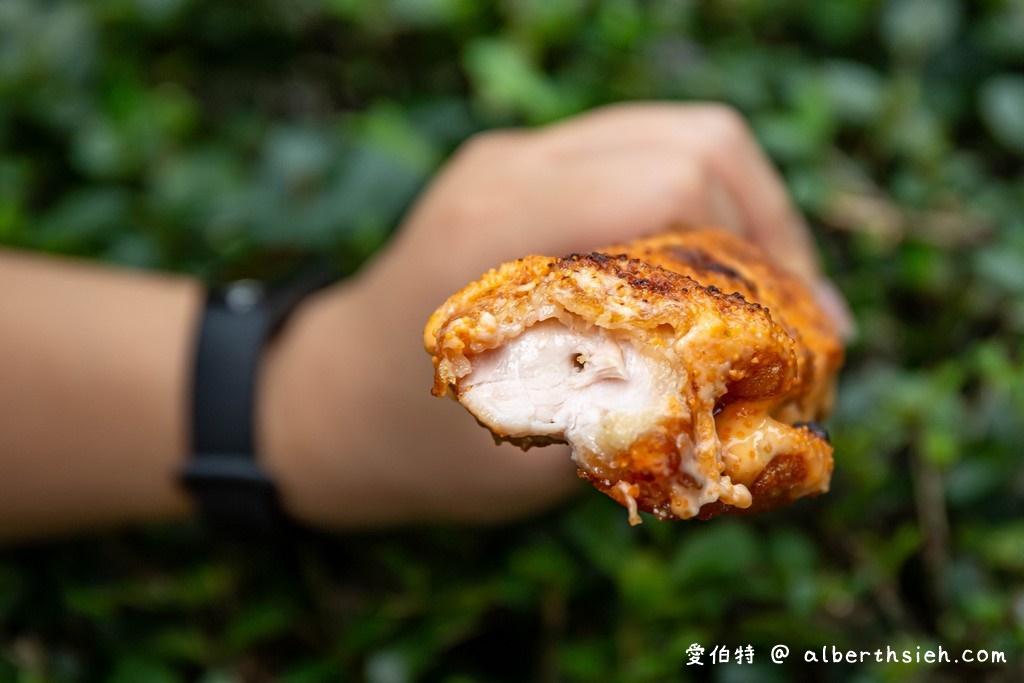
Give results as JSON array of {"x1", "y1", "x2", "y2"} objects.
[{"x1": 2, "y1": 1, "x2": 1023, "y2": 681}]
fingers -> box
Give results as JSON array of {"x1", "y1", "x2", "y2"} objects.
[
  {"x1": 396, "y1": 101, "x2": 854, "y2": 339},
  {"x1": 535, "y1": 102, "x2": 856, "y2": 337},
  {"x1": 526, "y1": 146, "x2": 751, "y2": 254},
  {"x1": 392, "y1": 136, "x2": 747, "y2": 299},
  {"x1": 814, "y1": 280, "x2": 857, "y2": 341},
  {"x1": 538, "y1": 103, "x2": 822, "y2": 279}
]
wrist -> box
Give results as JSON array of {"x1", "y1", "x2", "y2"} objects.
[{"x1": 256, "y1": 280, "x2": 372, "y2": 528}]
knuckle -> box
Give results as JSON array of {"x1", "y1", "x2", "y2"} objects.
[
  {"x1": 671, "y1": 157, "x2": 711, "y2": 197},
  {"x1": 663, "y1": 158, "x2": 714, "y2": 224},
  {"x1": 696, "y1": 103, "x2": 753, "y2": 148}
]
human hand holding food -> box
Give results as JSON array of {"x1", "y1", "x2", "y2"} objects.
[{"x1": 262, "y1": 103, "x2": 850, "y2": 529}]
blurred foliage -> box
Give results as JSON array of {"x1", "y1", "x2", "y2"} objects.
[{"x1": 2, "y1": 0, "x2": 1024, "y2": 681}]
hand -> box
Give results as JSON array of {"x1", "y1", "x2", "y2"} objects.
[{"x1": 260, "y1": 102, "x2": 852, "y2": 529}]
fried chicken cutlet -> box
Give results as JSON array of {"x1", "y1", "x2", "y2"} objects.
[{"x1": 424, "y1": 228, "x2": 844, "y2": 524}]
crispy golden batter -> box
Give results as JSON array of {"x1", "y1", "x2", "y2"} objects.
[{"x1": 424, "y1": 228, "x2": 844, "y2": 523}]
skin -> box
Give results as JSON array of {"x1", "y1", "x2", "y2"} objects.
[{"x1": 0, "y1": 103, "x2": 853, "y2": 541}]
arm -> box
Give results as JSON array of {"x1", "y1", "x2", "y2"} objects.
[
  {"x1": 0, "y1": 103, "x2": 851, "y2": 540},
  {"x1": 0, "y1": 250, "x2": 200, "y2": 539}
]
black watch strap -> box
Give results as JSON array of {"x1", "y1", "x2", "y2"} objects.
[{"x1": 182, "y1": 269, "x2": 334, "y2": 539}]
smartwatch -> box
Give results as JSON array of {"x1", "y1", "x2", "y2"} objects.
[{"x1": 181, "y1": 268, "x2": 334, "y2": 539}]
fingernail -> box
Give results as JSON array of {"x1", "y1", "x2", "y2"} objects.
[{"x1": 814, "y1": 280, "x2": 857, "y2": 342}]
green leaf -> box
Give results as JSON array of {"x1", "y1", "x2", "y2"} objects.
[
  {"x1": 33, "y1": 187, "x2": 129, "y2": 253},
  {"x1": 502, "y1": 0, "x2": 589, "y2": 44},
  {"x1": 388, "y1": 0, "x2": 472, "y2": 26},
  {"x1": 351, "y1": 104, "x2": 443, "y2": 173},
  {"x1": 616, "y1": 550, "x2": 673, "y2": 616},
  {"x1": 463, "y1": 37, "x2": 577, "y2": 123},
  {"x1": 967, "y1": 523, "x2": 1024, "y2": 572},
  {"x1": 821, "y1": 60, "x2": 885, "y2": 125},
  {"x1": 881, "y1": 0, "x2": 962, "y2": 62},
  {"x1": 670, "y1": 522, "x2": 759, "y2": 585},
  {"x1": 979, "y1": 75, "x2": 1024, "y2": 153},
  {"x1": 224, "y1": 600, "x2": 298, "y2": 652},
  {"x1": 109, "y1": 657, "x2": 181, "y2": 683}
]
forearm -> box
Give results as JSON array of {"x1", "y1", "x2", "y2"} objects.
[
  {"x1": 0, "y1": 250, "x2": 201, "y2": 540},
  {"x1": 0, "y1": 247, "x2": 458, "y2": 539}
]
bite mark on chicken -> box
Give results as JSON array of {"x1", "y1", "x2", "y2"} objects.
[{"x1": 459, "y1": 319, "x2": 676, "y2": 455}]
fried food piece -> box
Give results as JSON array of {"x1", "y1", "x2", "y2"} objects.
[{"x1": 424, "y1": 229, "x2": 844, "y2": 524}]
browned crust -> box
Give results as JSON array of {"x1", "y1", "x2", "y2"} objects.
[{"x1": 603, "y1": 230, "x2": 844, "y2": 420}]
